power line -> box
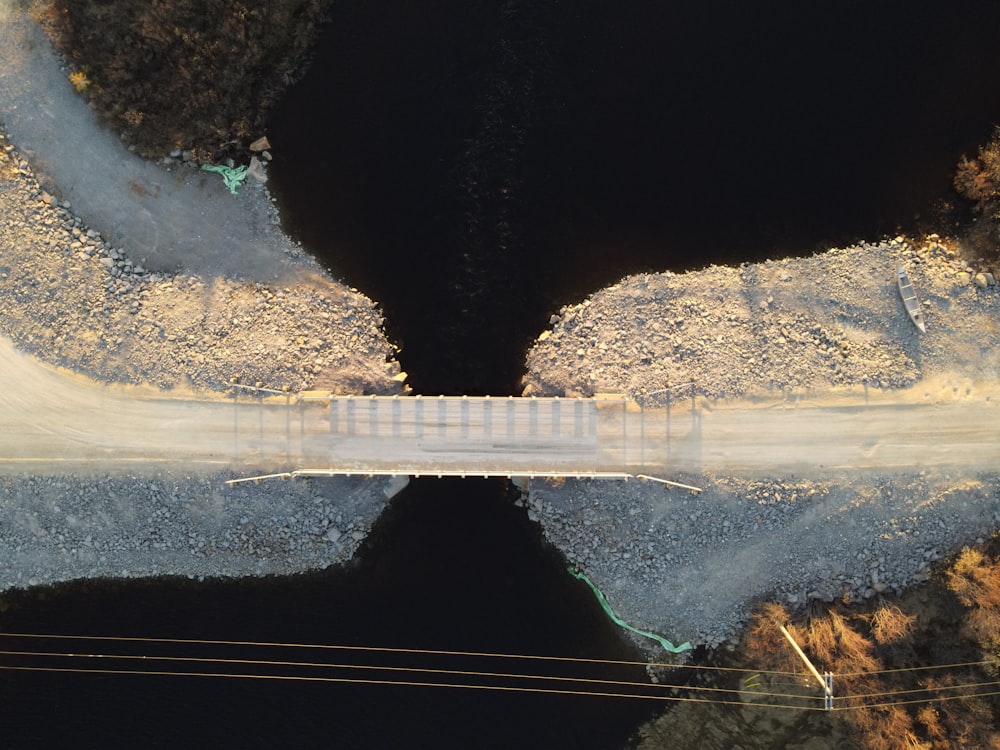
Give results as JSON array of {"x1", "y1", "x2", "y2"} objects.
[
  {"x1": 9, "y1": 645, "x2": 999, "y2": 714},
  {"x1": 0, "y1": 632, "x2": 801, "y2": 678},
  {"x1": 0, "y1": 664, "x2": 827, "y2": 711},
  {"x1": 4, "y1": 632, "x2": 999, "y2": 715},
  {"x1": 0, "y1": 648, "x2": 822, "y2": 704},
  {"x1": 837, "y1": 659, "x2": 999, "y2": 678},
  {"x1": 836, "y1": 678, "x2": 1000, "y2": 702},
  {"x1": 7, "y1": 657, "x2": 998, "y2": 714}
]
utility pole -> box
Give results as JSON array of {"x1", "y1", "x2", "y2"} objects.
[{"x1": 779, "y1": 624, "x2": 834, "y2": 711}]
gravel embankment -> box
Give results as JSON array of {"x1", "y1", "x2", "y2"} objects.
[
  {"x1": 0, "y1": 133, "x2": 402, "y2": 395},
  {"x1": 0, "y1": 132, "x2": 404, "y2": 590},
  {"x1": 524, "y1": 238, "x2": 999, "y2": 400},
  {"x1": 0, "y1": 471, "x2": 407, "y2": 590},
  {"x1": 522, "y1": 240, "x2": 1000, "y2": 650},
  {"x1": 523, "y1": 473, "x2": 1000, "y2": 651}
]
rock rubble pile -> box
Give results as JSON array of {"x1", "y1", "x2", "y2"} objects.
[
  {"x1": 524, "y1": 238, "x2": 999, "y2": 400},
  {"x1": 0, "y1": 471, "x2": 403, "y2": 590},
  {"x1": 0, "y1": 131, "x2": 402, "y2": 395}
]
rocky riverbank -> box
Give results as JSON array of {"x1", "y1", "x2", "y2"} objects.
[
  {"x1": 522, "y1": 240, "x2": 1000, "y2": 649},
  {"x1": 0, "y1": 132, "x2": 409, "y2": 589},
  {"x1": 0, "y1": 132, "x2": 402, "y2": 396},
  {"x1": 523, "y1": 237, "x2": 999, "y2": 400},
  {"x1": 522, "y1": 471, "x2": 1000, "y2": 650},
  {"x1": 0, "y1": 471, "x2": 407, "y2": 591},
  {"x1": 0, "y1": 4, "x2": 411, "y2": 595},
  {"x1": 0, "y1": 0, "x2": 418, "y2": 594},
  {"x1": 0, "y1": 132, "x2": 409, "y2": 590}
]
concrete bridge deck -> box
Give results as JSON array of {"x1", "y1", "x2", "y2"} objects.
[{"x1": 259, "y1": 393, "x2": 653, "y2": 479}]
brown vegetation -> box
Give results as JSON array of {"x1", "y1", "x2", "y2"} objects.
[
  {"x1": 954, "y1": 126, "x2": 1000, "y2": 261},
  {"x1": 31, "y1": 0, "x2": 331, "y2": 160},
  {"x1": 955, "y1": 127, "x2": 1000, "y2": 215},
  {"x1": 945, "y1": 546, "x2": 1000, "y2": 677},
  {"x1": 644, "y1": 539, "x2": 1000, "y2": 749},
  {"x1": 735, "y1": 540, "x2": 1000, "y2": 750},
  {"x1": 868, "y1": 603, "x2": 916, "y2": 646}
]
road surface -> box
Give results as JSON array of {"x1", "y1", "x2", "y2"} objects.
[{"x1": 1, "y1": 337, "x2": 996, "y2": 479}]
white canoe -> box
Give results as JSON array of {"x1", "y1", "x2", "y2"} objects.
[{"x1": 897, "y1": 265, "x2": 926, "y2": 333}]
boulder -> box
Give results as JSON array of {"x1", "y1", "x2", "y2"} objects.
[{"x1": 247, "y1": 156, "x2": 267, "y2": 184}]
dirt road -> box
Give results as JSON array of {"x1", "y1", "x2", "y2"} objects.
[
  {"x1": 649, "y1": 388, "x2": 999, "y2": 476},
  {"x1": 3, "y1": 333, "x2": 996, "y2": 483}
]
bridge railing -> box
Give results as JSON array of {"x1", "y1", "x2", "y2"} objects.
[{"x1": 223, "y1": 388, "x2": 707, "y2": 487}]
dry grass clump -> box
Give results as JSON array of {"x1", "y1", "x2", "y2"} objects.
[
  {"x1": 0, "y1": 141, "x2": 18, "y2": 182},
  {"x1": 68, "y1": 70, "x2": 90, "y2": 93},
  {"x1": 869, "y1": 602, "x2": 917, "y2": 646}
]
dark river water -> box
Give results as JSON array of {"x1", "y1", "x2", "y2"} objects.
[{"x1": 4, "y1": 1, "x2": 1000, "y2": 748}]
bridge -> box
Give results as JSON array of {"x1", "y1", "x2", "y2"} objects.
[
  {"x1": 227, "y1": 389, "x2": 697, "y2": 486},
  {"x1": 1, "y1": 337, "x2": 997, "y2": 481},
  {"x1": 225, "y1": 382, "x2": 1000, "y2": 485}
]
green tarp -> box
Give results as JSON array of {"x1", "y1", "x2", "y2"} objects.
[
  {"x1": 201, "y1": 163, "x2": 248, "y2": 195},
  {"x1": 569, "y1": 567, "x2": 692, "y2": 654}
]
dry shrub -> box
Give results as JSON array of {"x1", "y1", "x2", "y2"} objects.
[
  {"x1": 917, "y1": 674, "x2": 1000, "y2": 750},
  {"x1": 803, "y1": 610, "x2": 879, "y2": 679},
  {"x1": 946, "y1": 547, "x2": 1000, "y2": 608},
  {"x1": 870, "y1": 602, "x2": 917, "y2": 646},
  {"x1": 955, "y1": 154, "x2": 998, "y2": 207},
  {"x1": 805, "y1": 612, "x2": 838, "y2": 667},
  {"x1": 740, "y1": 544, "x2": 1000, "y2": 750},
  {"x1": 830, "y1": 612, "x2": 879, "y2": 674},
  {"x1": 945, "y1": 547, "x2": 1000, "y2": 665},
  {"x1": 746, "y1": 601, "x2": 930, "y2": 750},
  {"x1": 954, "y1": 126, "x2": 1000, "y2": 261},
  {"x1": 955, "y1": 125, "x2": 1000, "y2": 214},
  {"x1": 915, "y1": 706, "x2": 945, "y2": 744},
  {"x1": 743, "y1": 601, "x2": 800, "y2": 674},
  {"x1": 849, "y1": 703, "x2": 928, "y2": 750}
]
